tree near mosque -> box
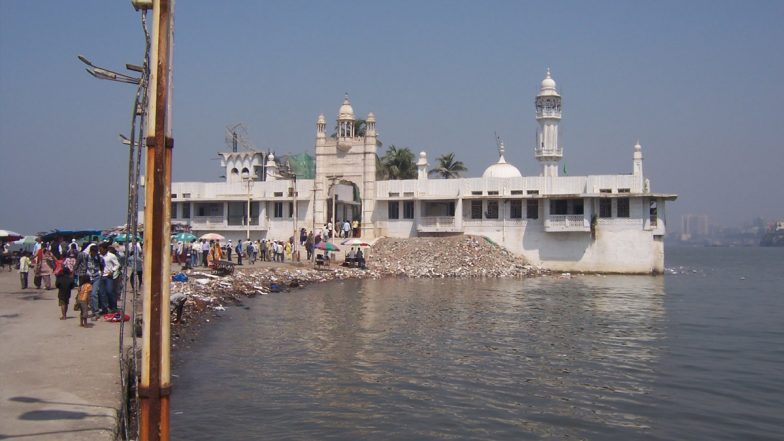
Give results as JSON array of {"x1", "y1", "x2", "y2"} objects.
[
  {"x1": 380, "y1": 145, "x2": 417, "y2": 180},
  {"x1": 331, "y1": 119, "x2": 367, "y2": 138},
  {"x1": 428, "y1": 152, "x2": 467, "y2": 179}
]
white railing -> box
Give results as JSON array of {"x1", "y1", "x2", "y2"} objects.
[
  {"x1": 535, "y1": 147, "x2": 563, "y2": 157},
  {"x1": 418, "y1": 216, "x2": 455, "y2": 228},
  {"x1": 191, "y1": 216, "x2": 225, "y2": 226},
  {"x1": 545, "y1": 214, "x2": 589, "y2": 232}
]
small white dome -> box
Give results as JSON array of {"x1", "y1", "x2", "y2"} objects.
[
  {"x1": 317, "y1": 113, "x2": 326, "y2": 124},
  {"x1": 538, "y1": 68, "x2": 559, "y2": 97},
  {"x1": 338, "y1": 94, "x2": 355, "y2": 120},
  {"x1": 483, "y1": 156, "x2": 522, "y2": 178}
]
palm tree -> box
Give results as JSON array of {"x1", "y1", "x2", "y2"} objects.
[
  {"x1": 381, "y1": 145, "x2": 417, "y2": 179},
  {"x1": 428, "y1": 152, "x2": 467, "y2": 179}
]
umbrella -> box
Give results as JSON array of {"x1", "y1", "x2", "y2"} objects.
[
  {"x1": 314, "y1": 241, "x2": 340, "y2": 252},
  {"x1": 200, "y1": 233, "x2": 225, "y2": 241},
  {"x1": 173, "y1": 232, "x2": 197, "y2": 242},
  {"x1": 340, "y1": 238, "x2": 371, "y2": 247},
  {"x1": 0, "y1": 230, "x2": 23, "y2": 242},
  {"x1": 113, "y1": 233, "x2": 142, "y2": 243}
]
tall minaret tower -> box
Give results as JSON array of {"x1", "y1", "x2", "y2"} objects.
[{"x1": 535, "y1": 68, "x2": 563, "y2": 177}]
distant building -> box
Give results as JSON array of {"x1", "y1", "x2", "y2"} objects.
[
  {"x1": 171, "y1": 70, "x2": 677, "y2": 273},
  {"x1": 680, "y1": 214, "x2": 710, "y2": 241}
]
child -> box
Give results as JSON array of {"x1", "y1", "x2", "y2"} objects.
[
  {"x1": 76, "y1": 276, "x2": 92, "y2": 327},
  {"x1": 18, "y1": 252, "x2": 31, "y2": 289}
]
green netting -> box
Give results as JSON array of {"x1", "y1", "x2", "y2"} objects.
[{"x1": 285, "y1": 153, "x2": 315, "y2": 179}]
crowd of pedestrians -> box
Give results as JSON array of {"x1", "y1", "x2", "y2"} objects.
[{"x1": 17, "y1": 237, "x2": 141, "y2": 327}]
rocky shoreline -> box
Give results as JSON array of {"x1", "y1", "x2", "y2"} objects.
[{"x1": 170, "y1": 235, "x2": 545, "y2": 350}]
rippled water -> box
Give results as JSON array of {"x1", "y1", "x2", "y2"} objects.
[{"x1": 172, "y1": 246, "x2": 784, "y2": 440}]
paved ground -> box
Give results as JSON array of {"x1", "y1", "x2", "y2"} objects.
[
  {"x1": 0, "y1": 252, "x2": 319, "y2": 440},
  {"x1": 0, "y1": 269, "x2": 125, "y2": 440}
]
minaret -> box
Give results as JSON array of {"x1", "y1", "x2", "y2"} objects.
[
  {"x1": 633, "y1": 140, "x2": 645, "y2": 192},
  {"x1": 535, "y1": 68, "x2": 563, "y2": 177},
  {"x1": 316, "y1": 113, "x2": 326, "y2": 145},
  {"x1": 265, "y1": 153, "x2": 278, "y2": 181},
  {"x1": 417, "y1": 151, "x2": 428, "y2": 180},
  {"x1": 633, "y1": 140, "x2": 643, "y2": 178}
]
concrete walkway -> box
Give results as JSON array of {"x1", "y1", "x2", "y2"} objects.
[{"x1": 0, "y1": 269, "x2": 124, "y2": 440}]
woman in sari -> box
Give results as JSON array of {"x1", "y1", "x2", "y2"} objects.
[
  {"x1": 207, "y1": 240, "x2": 223, "y2": 266},
  {"x1": 33, "y1": 245, "x2": 54, "y2": 290}
]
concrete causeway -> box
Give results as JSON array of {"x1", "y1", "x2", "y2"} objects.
[{"x1": 0, "y1": 269, "x2": 124, "y2": 440}]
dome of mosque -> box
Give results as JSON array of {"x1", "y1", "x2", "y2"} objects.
[
  {"x1": 483, "y1": 140, "x2": 522, "y2": 178},
  {"x1": 483, "y1": 157, "x2": 523, "y2": 178},
  {"x1": 338, "y1": 94, "x2": 355, "y2": 120}
]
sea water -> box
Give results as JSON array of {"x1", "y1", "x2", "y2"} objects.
[{"x1": 171, "y1": 246, "x2": 784, "y2": 440}]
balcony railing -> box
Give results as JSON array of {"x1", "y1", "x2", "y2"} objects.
[
  {"x1": 545, "y1": 214, "x2": 589, "y2": 232},
  {"x1": 191, "y1": 216, "x2": 224, "y2": 226},
  {"x1": 417, "y1": 216, "x2": 460, "y2": 232},
  {"x1": 535, "y1": 147, "x2": 563, "y2": 157}
]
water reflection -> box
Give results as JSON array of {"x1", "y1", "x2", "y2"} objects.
[{"x1": 173, "y1": 275, "x2": 667, "y2": 440}]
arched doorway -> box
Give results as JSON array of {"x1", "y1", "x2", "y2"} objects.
[{"x1": 326, "y1": 180, "x2": 362, "y2": 237}]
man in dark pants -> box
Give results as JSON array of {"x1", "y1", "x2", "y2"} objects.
[{"x1": 236, "y1": 240, "x2": 243, "y2": 265}]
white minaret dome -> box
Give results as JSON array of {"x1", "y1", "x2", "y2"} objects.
[
  {"x1": 366, "y1": 111, "x2": 376, "y2": 122},
  {"x1": 483, "y1": 141, "x2": 522, "y2": 178},
  {"x1": 317, "y1": 113, "x2": 326, "y2": 124},
  {"x1": 338, "y1": 94, "x2": 355, "y2": 120},
  {"x1": 634, "y1": 140, "x2": 642, "y2": 151},
  {"x1": 539, "y1": 68, "x2": 559, "y2": 97}
]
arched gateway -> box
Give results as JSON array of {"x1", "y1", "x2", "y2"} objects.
[{"x1": 314, "y1": 95, "x2": 378, "y2": 238}]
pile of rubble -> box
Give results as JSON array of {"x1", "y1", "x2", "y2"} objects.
[
  {"x1": 169, "y1": 235, "x2": 543, "y2": 346},
  {"x1": 369, "y1": 235, "x2": 540, "y2": 278}
]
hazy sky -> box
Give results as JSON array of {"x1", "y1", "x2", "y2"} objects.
[{"x1": 1, "y1": 0, "x2": 782, "y2": 234}]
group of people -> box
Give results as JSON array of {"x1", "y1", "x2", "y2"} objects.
[
  {"x1": 171, "y1": 237, "x2": 300, "y2": 267},
  {"x1": 17, "y1": 238, "x2": 135, "y2": 327},
  {"x1": 321, "y1": 219, "x2": 360, "y2": 239}
]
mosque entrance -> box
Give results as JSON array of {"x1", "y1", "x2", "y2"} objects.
[{"x1": 326, "y1": 180, "x2": 362, "y2": 237}]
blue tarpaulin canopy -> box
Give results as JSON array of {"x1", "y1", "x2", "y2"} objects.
[{"x1": 39, "y1": 230, "x2": 102, "y2": 242}]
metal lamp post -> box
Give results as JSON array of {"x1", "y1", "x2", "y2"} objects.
[{"x1": 242, "y1": 171, "x2": 254, "y2": 240}]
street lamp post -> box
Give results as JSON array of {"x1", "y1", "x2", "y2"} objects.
[
  {"x1": 242, "y1": 171, "x2": 254, "y2": 241},
  {"x1": 326, "y1": 175, "x2": 341, "y2": 244}
]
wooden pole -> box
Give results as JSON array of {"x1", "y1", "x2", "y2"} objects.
[{"x1": 139, "y1": 0, "x2": 174, "y2": 440}]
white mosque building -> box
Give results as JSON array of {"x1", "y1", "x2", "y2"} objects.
[{"x1": 170, "y1": 70, "x2": 676, "y2": 274}]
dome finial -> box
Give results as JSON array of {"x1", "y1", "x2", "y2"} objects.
[{"x1": 546, "y1": 66, "x2": 551, "y2": 78}]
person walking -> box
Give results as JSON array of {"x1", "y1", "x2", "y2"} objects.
[
  {"x1": 33, "y1": 245, "x2": 55, "y2": 290},
  {"x1": 248, "y1": 241, "x2": 256, "y2": 265},
  {"x1": 101, "y1": 245, "x2": 120, "y2": 313},
  {"x1": 85, "y1": 244, "x2": 105, "y2": 320},
  {"x1": 201, "y1": 239, "x2": 210, "y2": 267},
  {"x1": 284, "y1": 240, "x2": 292, "y2": 261},
  {"x1": 343, "y1": 219, "x2": 351, "y2": 239},
  {"x1": 55, "y1": 248, "x2": 77, "y2": 320},
  {"x1": 236, "y1": 240, "x2": 243, "y2": 265},
  {"x1": 305, "y1": 232, "x2": 314, "y2": 261},
  {"x1": 190, "y1": 240, "x2": 200, "y2": 267},
  {"x1": 76, "y1": 276, "x2": 92, "y2": 327},
  {"x1": 18, "y1": 251, "x2": 31, "y2": 289}
]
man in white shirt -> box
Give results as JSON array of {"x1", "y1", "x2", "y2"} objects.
[{"x1": 100, "y1": 245, "x2": 121, "y2": 313}]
